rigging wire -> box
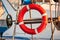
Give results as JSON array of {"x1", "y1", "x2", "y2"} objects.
[
  {"x1": 7, "y1": 0, "x2": 22, "y2": 11},
  {"x1": 2, "y1": 0, "x2": 9, "y2": 14},
  {"x1": 7, "y1": 0, "x2": 17, "y2": 11}
]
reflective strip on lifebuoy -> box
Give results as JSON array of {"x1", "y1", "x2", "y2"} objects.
[{"x1": 18, "y1": 4, "x2": 48, "y2": 35}]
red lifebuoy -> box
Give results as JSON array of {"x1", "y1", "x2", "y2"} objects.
[{"x1": 18, "y1": 4, "x2": 48, "y2": 35}]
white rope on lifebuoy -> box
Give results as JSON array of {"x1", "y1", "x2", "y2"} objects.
[{"x1": 19, "y1": 22, "x2": 24, "y2": 25}]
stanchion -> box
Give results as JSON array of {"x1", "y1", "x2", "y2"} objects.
[
  {"x1": 42, "y1": 0, "x2": 45, "y2": 3},
  {"x1": 12, "y1": 0, "x2": 20, "y2": 40},
  {"x1": 29, "y1": 7, "x2": 34, "y2": 40},
  {"x1": 50, "y1": 0, "x2": 55, "y2": 40},
  {"x1": 12, "y1": 22, "x2": 16, "y2": 40}
]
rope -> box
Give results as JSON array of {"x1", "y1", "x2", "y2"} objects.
[
  {"x1": 7, "y1": 0, "x2": 17, "y2": 11},
  {"x1": 7, "y1": 0, "x2": 22, "y2": 11},
  {"x1": 2, "y1": 0, "x2": 9, "y2": 14}
]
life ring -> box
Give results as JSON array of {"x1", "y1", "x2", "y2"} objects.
[{"x1": 18, "y1": 4, "x2": 48, "y2": 35}]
